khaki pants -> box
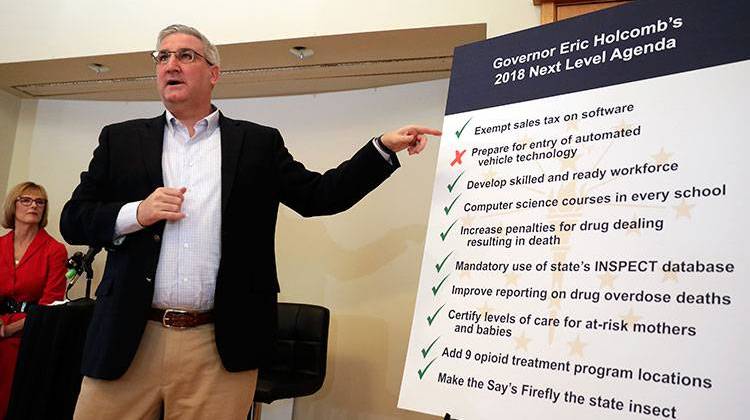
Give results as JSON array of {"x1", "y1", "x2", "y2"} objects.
[{"x1": 74, "y1": 321, "x2": 257, "y2": 420}]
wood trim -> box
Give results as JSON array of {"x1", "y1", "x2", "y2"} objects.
[
  {"x1": 535, "y1": 0, "x2": 621, "y2": 5},
  {"x1": 535, "y1": 0, "x2": 630, "y2": 24},
  {"x1": 556, "y1": 2, "x2": 628, "y2": 21},
  {"x1": 541, "y1": 3, "x2": 557, "y2": 24}
]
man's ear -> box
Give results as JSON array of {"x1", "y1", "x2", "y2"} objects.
[{"x1": 209, "y1": 65, "x2": 220, "y2": 87}]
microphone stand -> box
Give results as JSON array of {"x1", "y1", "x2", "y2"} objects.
[
  {"x1": 65, "y1": 247, "x2": 101, "y2": 305},
  {"x1": 83, "y1": 257, "x2": 95, "y2": 299}
]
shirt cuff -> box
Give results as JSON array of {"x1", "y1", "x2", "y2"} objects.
[
  {"x1": 372, "y1": 136, "x2": 395, "y2": 165},
  {"x1": 114, "y1": 201, "x2": 144, "y2": 238}
]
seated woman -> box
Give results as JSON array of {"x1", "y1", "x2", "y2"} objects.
[{"x1": 0, "y1": 182, "x2": 67, "y2": 418}]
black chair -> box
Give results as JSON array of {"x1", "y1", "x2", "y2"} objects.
[{"x1": 248, "y1": 303, "x2": 330, "y2": 420}]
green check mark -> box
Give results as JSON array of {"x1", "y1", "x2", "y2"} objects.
[
  {"x1": 440, "y1": 220, "x2": 458, "y2": 241},
  {"x1": 444, "y1": 194, "x2": 461, "y2": 215},
  {"x1": 431, "y1": 274, "x2": 450, "y2": 296},
  {"x1": 455, "y1": 118, "x2": 472, "y2": 139},
  {"x1": 421, "y1": 337, "x2": 440, "y2": 358},
  {"x1": 435, "y1": 251, "x2": 453, "y2": 273},
  {"x1": 447, "y1": 171, "x2": 465, "y2": 193},
  {"x1": 427, "y1": 304, "x2": 446, "y2": 326},
  {"x1": 418, "y1": 358, "x2": 438, "y2": 380}
]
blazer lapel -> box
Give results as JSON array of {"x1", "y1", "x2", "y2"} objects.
[
  {"x1": 140, "y1": 114, "x2": 166, "y2": 190},
  {"x1": 1, "y1": 232, "x2": 16, "y2": 275},
  {"x1": 219, "y1": 113, "x2": 243, "y2": 215}
]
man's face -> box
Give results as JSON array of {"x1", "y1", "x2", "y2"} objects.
[{"x1": 155, "y1": 33, "x2": 219, "y2": 108}]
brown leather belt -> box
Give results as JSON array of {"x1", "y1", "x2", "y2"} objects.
[{"x1": 149, "y1": 307, "x2": 214, "y2": 328}]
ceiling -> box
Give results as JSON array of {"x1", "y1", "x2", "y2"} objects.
[{"x1": 0, "y1": 24, "x2": 486, "y2": 101}]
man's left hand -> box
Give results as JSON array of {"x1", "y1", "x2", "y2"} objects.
[{"x1": 381, "y1": 125, "x2": 442, "y2": 156}]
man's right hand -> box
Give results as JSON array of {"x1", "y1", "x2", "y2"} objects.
[{"x1": 136, "y1": 187, "x2": 187, "y2": 227}]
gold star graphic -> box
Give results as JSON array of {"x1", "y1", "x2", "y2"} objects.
[
  {"x1": 518, "y1": 134, "x2": 533, "y2": 147},
  {"x1": 662, "y1": 271, "x2": 679, "y2": 283},
  {"x1": 613, "y1": 119, "x2": 633, "y2": 131},
  {"x1": 548, "y1": 309, "x2": 558, "y2": 345},
  {"x1": 624, "y1": 214, "x2": 641, "y2": 236},
  {"x1": 547, "y1": 309, "x2": 557, "y2": 346},
  {"x1": 567, "y1": 334, "x2": 587, "y2": 357},
  {"x1": 483, "y1": 168, "x2": 498, "y2": 181},
  {"x1": 551, "y1": 272, "x2": 564, "y2": 290},
  {"x1": 548, "y1": 297, "x2": 562, "y2": 311},
  {"x1": 651, "y1": 147, "x2": 673, "y2": 164},
  {"x1": 461, "y1": 213, "x2": 475, "y2": 227},
  {"x1": 505, "y1": 272, "x2": 520, "y2": 287},
  {"x1": 560, "y1": 153, "x2": 580, "y2": 171},
  {"x1": 477, "y1": 302, "x2": 493, "y2": 319},
  {"x1": 624, "y1": 228, "x2": 641, "y2": 237},
  {"x1": 566, "y1": 120, "x2": 579, "y2": 132},
  {"x1": 459, "y1": 270, "x2": 472, "y2": 281},
  {"x1": 556, "y1": 229, "x2": 574, "y2": 245},
  {"x1": 557, "y1": 181, "x2": 579, "y2": 201},
  {"x1": 514, "y1": 330, "x2": 532, "y2": 352},
  {"x1": 673, "y1": 200, "x2": 695, "y2": 219},
  {"x1": 599, "y1": 273, "x2": 616, "y2": 289},
  {"x1": 620, "y1": 307, "x2": 642, "y2": 330}
]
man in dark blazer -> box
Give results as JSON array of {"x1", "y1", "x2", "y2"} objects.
[{"x1": 61, "y1": 24, "x2": 441, "y2": 419}]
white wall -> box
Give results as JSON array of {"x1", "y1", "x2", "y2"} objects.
[
  {"x1": 0, "y1": 0, "x2": 538, "y2": 63},
  {"x1": 2, "y1": 1, "x2": 540, "y2": 418},
  {"x1": 0, "y1": 91, "x2": 21, "y2": 193}
]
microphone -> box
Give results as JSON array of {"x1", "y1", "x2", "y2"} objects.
[
  {"x1": 65, "y1": 251, "x2": 84, "y2": 293},
  {"x1": 66, "y1": 251, "x2": 84, "y2": 280},
  {"x1": 65, "y1": 247, "x2": 102, "y2": 296}
]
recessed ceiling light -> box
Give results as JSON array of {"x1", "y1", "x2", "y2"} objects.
[
  {"x1": 87, "y1": 63, "x2": 110, "y2": 74},
  {"x1": 289, "y1": 46, "x2": 314, "y2": 60}
]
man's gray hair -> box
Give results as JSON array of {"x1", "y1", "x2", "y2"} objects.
[{"x1": 156, "y1": 24, "x2": 221, "y2": 66}]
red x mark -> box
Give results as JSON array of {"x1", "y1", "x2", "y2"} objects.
[{"x1": 451, "y1": 149, "x2": 466, "y2": 166}]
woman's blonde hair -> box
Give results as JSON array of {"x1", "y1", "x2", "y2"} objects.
[{"x1": 2, "y1": 181, "x2": 49, "y2": 229}]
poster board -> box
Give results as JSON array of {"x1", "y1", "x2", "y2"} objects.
[{"x1": 398, "y1": 1, "x2": 749, "y2": 419}]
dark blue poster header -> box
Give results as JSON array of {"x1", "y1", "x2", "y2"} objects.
[{"x1": 445, "y1": 0, "x2": 750, "y2": 115}]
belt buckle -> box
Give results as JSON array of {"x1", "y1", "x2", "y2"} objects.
[{"x1": 162, "y1": 308, "x2": 188, "y2": 328}]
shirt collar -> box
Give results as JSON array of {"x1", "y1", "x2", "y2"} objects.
[{"x1": 164, "y1": 105, "x2": 220, "y2": 134}]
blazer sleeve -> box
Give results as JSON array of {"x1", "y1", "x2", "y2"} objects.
[
  {"x1": 38, "y1": 240, "x2": 68, "y2": 305},
  {"x1": 272, "y1": 129, "x2": 401, "y2": 217},
  {"x1": 60, "y1": 125, "x2": 128, "y2": 247}
]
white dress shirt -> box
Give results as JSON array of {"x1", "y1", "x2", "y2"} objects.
[{"x1": 115, "y1": 109, "x2": 221, "y2": 310}]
